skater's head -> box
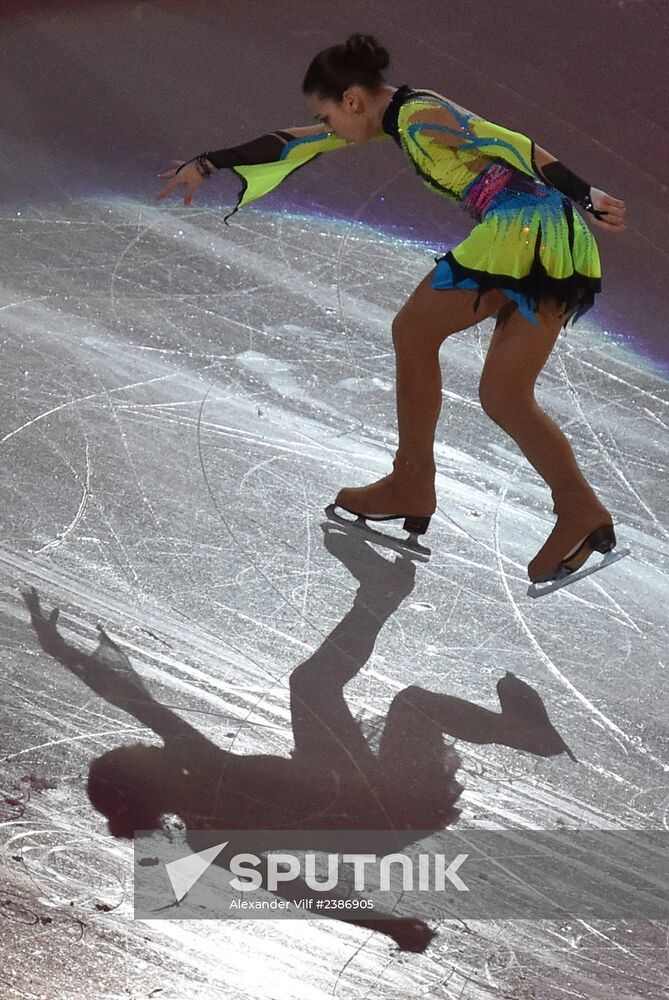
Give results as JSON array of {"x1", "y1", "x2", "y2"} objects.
[
  {"x1": 303, "y1": 34, "x2": 392, "y2": 144},
  {"x1": 87, "y1": 743, "x2": 183, "y2": 839}
]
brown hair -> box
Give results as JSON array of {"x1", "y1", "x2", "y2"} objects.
[{"x1": 302, "y1": 34, "x2": 390, "y2": 101}]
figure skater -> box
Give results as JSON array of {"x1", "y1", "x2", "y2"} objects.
[{"x1": 156, "y1": 34, "x2": 626, "y2": 584}]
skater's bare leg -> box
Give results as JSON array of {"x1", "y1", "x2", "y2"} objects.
[
  {"x1": 478, "y1": 299, "x2": 613, "y2": 580},
  {"x1": 479, "y1": 299, "x2": 592, "y2": 495},
  {"x1": 336, "y1": 277, "x2": 507, "y2": 523},
  {"x1": 392, "y1": 280, "x2": 506, "y2": 465}
]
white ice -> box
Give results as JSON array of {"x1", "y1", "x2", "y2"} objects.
[{"x1": 1, "y1": 200, "x2": 667, "y2": 999}]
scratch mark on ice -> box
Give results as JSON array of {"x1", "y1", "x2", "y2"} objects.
[
  {"x1": 1, "y1": 375, "x2": 176, "y2": 446},
  {"x1": 37, "y1": 440, "x2": 93, "y2": 554},
  {"x1": 3, "y1": 726, "x2": 148, "y2": 762}
]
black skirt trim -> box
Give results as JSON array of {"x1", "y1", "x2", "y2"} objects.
[{"x1": 437, "y1": 225, "x2": 602, "y2": 328}]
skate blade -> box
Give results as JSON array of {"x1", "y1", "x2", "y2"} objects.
[
  {"x1": 527, "y1": 547, "x2": 631, "y2": 599},
  {"x1": 324, "y1": 504, "x2": 432, "y2": 561}
]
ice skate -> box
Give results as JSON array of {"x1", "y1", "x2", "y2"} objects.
[
  {"x1": 329, "y1": 456, "x2": 436, "y2": 558},
  {"x1": 527, "y1": 490, "x2": 622, "y2": 593},
  {"x1": 324, "y1": 503, "x2": 432, "y2": 560},
  {"x1": 527, "y1": 546, "x2": 631, "y2": 598},
  {"x1": 496, "y1": 671, "x2": 577, "y2": 761}
]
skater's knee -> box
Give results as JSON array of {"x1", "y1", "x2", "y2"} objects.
[
  {"x1": 391, "y1": 310, "x2": 413, "y2": 352},
  {"x1": 392, "y1": 312, "x2": 442, "y2": 360},
  {"x1": 477, "y1": 379, "x2": 504, "y2": 423},
  {"x1": 478, "y1": 376, "x2": 534, "y2": 428}
]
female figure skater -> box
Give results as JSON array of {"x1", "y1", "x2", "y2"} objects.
[{"x1": 157, "y1": 34, "x2": 626, "y2": 584}]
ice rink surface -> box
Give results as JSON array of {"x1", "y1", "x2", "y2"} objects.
[{"x1": 1, "y1": 3, "x2": 668, "y2": 999}]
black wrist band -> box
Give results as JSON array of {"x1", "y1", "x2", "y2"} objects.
[
  {"x1": 541, "y1": 161, "x2": 606, "y2": 219},
  {"x1": 176, "y1": 154, "x2": 215, "y2": 179},
  {"x1": 196, "y1": 154, "x2": 215, "y2": 177}
]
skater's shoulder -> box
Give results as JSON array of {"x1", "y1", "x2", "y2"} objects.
[{"x1": 397, "y1": 88, "x2": 476, "y2": 129}]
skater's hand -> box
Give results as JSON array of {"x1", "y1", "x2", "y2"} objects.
[
  {"x1": 23, "y1": 588, "x2": 152, "y2": 701},
  {"x1": 588, "y1": 189, "x2": 626, "y2": 232},
  {"x1": 22, "y1": 587, "x2": 66, "y2": 659},
  {"x1": 156, "y1": 160, "x2": 206, "y2": 206}
]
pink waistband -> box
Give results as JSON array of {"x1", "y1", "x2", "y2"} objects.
[{"x1": 462, "y1": 163, "x2": 514, "y2": 219}]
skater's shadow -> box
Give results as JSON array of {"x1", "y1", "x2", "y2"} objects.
[{"x1": 22, "y1": 524, "x2": 573, "y2": 952}]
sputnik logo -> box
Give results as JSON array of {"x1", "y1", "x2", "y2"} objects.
[{"x1": 165, "y1": 841, "x2": 229, "y2": 903}]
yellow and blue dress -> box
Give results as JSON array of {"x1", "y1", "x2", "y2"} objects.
[{"x1": 207, "y1": 84, "x2": 601, "y2": 326}]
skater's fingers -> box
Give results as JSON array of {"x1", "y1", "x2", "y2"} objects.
[
  {"x1": 159, "y1": 167, "x2": 202, "y2": 204},
  {"x1": 21, "y1": 587, "x2": 40, "y2": 613},
  {"x1": 601, "y1": 194, "x2": 625, "y2": 209},
  {"x1": 157, "y1": 160, "x2": 187, "y2": 178},
  {"x1": 599, "y1": 202, "x2": 625, "y2": 222},
  {"x1": 590, "y1": 188, "x2": 626, "y2": 225},
  {"x1": 598, "y1": 197, "x2": 624, "y2": 214},
  {"x1": 156, "y1": 160, "x2": 199, "y2": 200},
  {"x1": 591, "y1": 216, "x2": 626, "y2": 233},
  {"x1": 155, "y1": 180, "x2": 177, "y2": 200},
  {"x1": 599, "y1": 211, "x2": 625, "y2": 227},
  {"x1": 155, "y1": 177, "x2": 186, "y2": 201}
]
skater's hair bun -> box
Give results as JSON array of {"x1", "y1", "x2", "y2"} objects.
[
  {"x1": 302, "y1": 34, "x2": 390, "y2": 100},
  {"x1": 344, "y1": 34, "x2": 390, "y2": 72}
]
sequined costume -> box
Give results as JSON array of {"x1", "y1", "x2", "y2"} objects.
[{"x1": 206, "y1": 84, "x2": 601, "y2": 325}]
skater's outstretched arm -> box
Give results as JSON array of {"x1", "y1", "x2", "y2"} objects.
[
  {"x1": 401, "y1": 97, "x2": 625, "y2": 232},
  {"x1": 156, "y1": 121, "x2": 383, "y2": 214},
  {"x1": 22, "y1": 588, "x2": 215, "y2": 755}
]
